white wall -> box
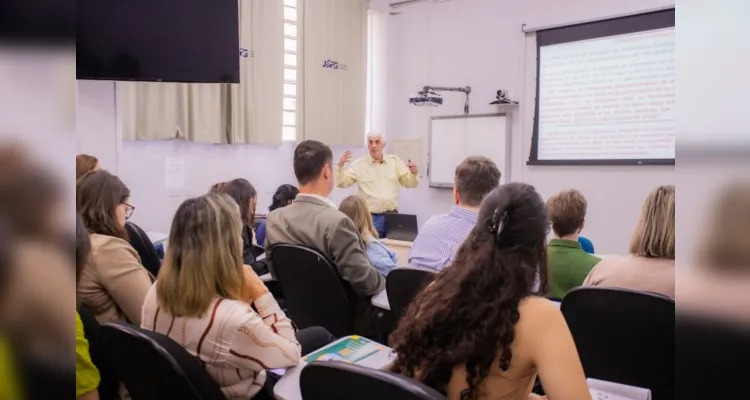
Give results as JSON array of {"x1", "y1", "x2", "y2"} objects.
[
  {"x1": 76, "y1": 0, "x2": 676, "y2": 252},
  {"x1": 76, "y1": 81, "x2": 120, "y2": 173},
  {"x1": 75, "y1": 81, "x2": 363, "y2": 233},
  {"x1": 377, "y1": 0, "x2": 675, "y2": 254}
]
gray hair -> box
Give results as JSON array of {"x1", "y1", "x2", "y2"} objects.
[{"x1": 366, "y1": 132, "x2": 386, "y2": 141}]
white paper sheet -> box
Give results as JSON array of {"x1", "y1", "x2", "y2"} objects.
[{"x1": 587, "y1": 378, "x2": 651, "y2": 400}]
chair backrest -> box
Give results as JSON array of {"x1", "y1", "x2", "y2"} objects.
[
  {"x1": 270, "y1": 244, "x2": 352, "y2": 337},
  {"x1": 300, "y1": 361, "x2": 446, "y2": 400},
  {"x1": 250, "y1": 244, "x2": 265, "y2": 259},
  {"x1": 676, "y1": 314, "x2": 750, "y2": 399},
  {"x1": 561, "y1": 287, "x2": 674, "y2": 400},
  {"x1": 125, "y1": 222, "x2": 162, "y2": 277},
  {"x1": 78, "y1": 306, "x2": 119, "y2": 400},
  {"x1": 386, "y1": 268, "x2": 437, "y2": 321},
  {"x1": 100, "y1": 322, "x2": 226, "y2": 400}
]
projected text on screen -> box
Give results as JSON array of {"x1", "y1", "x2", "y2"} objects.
[{"x1": 537, "y1": 27, "x2": 675, "y2": 161}]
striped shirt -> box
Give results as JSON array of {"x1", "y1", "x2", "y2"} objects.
[
  {"x1": 141, "y1": 285, "x2": 301, "y2": 400},
  {"x1": 407, "y1": 206, "x2": 477, "y2": 271}
]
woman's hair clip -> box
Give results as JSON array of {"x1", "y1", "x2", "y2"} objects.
[{"x1": 488, "y1": 208, "x2": 509, "y2": 236}]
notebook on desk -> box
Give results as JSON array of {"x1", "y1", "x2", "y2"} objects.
[
  {"x1": 588, "y1": 378, "x2": 651, "y2": 400},
  {"x1": 303, "y1": 335, "x2": 389, "y2": 364}
]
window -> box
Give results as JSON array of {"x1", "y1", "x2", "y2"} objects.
[{"x1": 282, "y1": 0, "x2": 298, "y2": 141}]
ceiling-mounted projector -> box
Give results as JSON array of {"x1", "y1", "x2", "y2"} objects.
[
  {"x1": 409, "y1": 93, "x2": 443, "y2": 106},
  {"x1": 409, "y1": 85, "x2": 470, "y2": 112}
]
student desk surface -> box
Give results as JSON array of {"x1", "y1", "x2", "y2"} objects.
[
  {"x1": 274, "y1": 335, "x2": 395, "y2": 400},
  {"x1": 146, "y1": 231, "x2": 169, "y2": 245}
]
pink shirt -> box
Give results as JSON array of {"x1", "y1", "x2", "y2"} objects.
[
  {"x1": 141, "y1": 286, "x2": 301, "y2": 399},
  {"x1": 583, "y1": 255, "x2": 675, "y2": 298}
]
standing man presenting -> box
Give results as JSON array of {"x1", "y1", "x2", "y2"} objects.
[{"x1": 336, "y1": 132, "x2": 420, "y2": 238}]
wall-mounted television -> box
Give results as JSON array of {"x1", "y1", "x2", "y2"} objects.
[{"x1": 77, "y1": 0, "x2": 239, "y2": 83}]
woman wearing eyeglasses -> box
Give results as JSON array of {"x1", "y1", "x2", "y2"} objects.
[{"x1": 77, "y1": 170, "x2": 153, "y2": 326}]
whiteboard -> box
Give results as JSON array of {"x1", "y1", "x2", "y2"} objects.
[{"x1": 428, "y1": 113, "x2": 510, "y2": 187}]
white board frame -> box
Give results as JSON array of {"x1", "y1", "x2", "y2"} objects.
[{"x1": 428, "y1": 113, "x2": 512, "y2": 188}]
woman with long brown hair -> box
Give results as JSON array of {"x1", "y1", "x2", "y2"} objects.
[
  {"x1": 222, "y1": 178, "x2": 260, "y2": 265},
  {"x1": 390, "y1": 183, "x2": 590, "y2": 400},
  {"x1": 77, "y1": 170, "x2": 152, "y2": 325}
]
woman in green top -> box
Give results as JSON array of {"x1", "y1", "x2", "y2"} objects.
[{"x1": 76, "y1": 214, "x2": 101, "y2": 399}]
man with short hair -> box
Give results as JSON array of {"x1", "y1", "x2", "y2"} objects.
[
  {"x1": 408, "y1": 156, "x2": 501, "y2": 271},
  {"x1": 264, "y1": 140, "x2": 386, "y2": 335},
  {"x1": 335, "y1": 132, "x2": 419, "y2": 238},
  {"x1": 545, "y1": 189, "x2": 601, "y2": 300}
]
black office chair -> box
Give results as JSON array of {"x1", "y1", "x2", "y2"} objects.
[
  {"x1": 270, "y1": 244, "x2": 353, "y2": 337},
  {"x1": 78, "y1": 305, "x2": 119, "y2": 400},
  {"x1": 676, "y1": 313, "x2": 750, "y2": 400},
  {"x1": 300, "y1": 361, "x2": 446, "y2": 400},
  {"x1": 561, "y1": 287, "x2": 674, "y2": 400},
  {"x1": 386, "y1": 268, "x2": 436, "y2": 321},
  {"x1": 125, "y1": 222, "x2": 161, "y2": 277},
  {"x1": 100, "y1": 322, "x2": 226, "y2": 400},
  {"x1": 250, "y1": 244, "x2": 265, "y2": 259}
]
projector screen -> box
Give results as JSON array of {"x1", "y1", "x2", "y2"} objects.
[{"x1": 529, "y1": 9, "x2": 675, "y2": 165}]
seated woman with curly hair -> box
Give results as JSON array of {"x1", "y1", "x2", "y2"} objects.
[{"x1": 389, "y1": 183, "x2": 590, "y2": 400}]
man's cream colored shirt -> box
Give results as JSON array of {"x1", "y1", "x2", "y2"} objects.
[{"x1": 335, "y1": 154, "x2": 419, "y2": 213}]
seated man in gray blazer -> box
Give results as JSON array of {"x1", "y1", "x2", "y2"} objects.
[{"x1": 265, "y1": 140, "x2": 386, "y2": 336}]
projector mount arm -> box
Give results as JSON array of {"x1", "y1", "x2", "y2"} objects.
[{"x1": 419, "y1": 85, "x2": 472, "y2": 114}]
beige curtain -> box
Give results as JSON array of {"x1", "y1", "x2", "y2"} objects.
[
  {"x1": 299, "y1": 0, "x2": 367, "y2": 146},
  {"x1": 121, "y1": 0, "x2": 283, "y2": 145},
  {"x1": 228, "y1": 0, "x2": 284, "y2": 145},
  {"x1": 120, "y1": 81, "x2": 226, "y2": 143}
]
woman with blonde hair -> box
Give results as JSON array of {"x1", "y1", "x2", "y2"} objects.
[
  {"x1": 141, "y1": 193, "x2": 333, "y2": 398},
  {"x1": 583, "y1": 185, "x2": 675, "y2": 298},
  {"x1": 339, "y1": 195, "x2": 399, "y2": 276}
]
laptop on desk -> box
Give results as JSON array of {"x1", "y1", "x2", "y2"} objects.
[{"x1": 385, "y1": 214, "x2": 418, "y2": 242}]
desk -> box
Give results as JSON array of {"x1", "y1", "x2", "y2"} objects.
[
  {"x1": 380, "y1": 238, "x2": 413, "y2": 265},
  {"x1": 274, "y1": 336, "x2": 395, "y2": 400},
  {"x1": 146, "y1": 231, "x2": 169, "y2": 245},
  {"x1": 371, "y1": 290, "x2": 390, "y2": 310}
]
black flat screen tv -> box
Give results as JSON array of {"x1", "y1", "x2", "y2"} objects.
[{"x1": 77, "y1": 0, "x2": 239, "y2": 83}]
